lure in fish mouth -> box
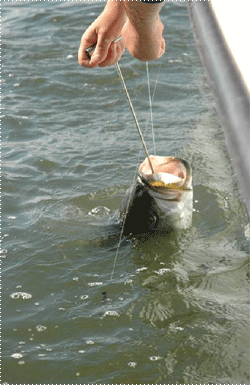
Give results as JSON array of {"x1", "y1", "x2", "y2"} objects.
[{"x1": 119, "y1": 155, "x2": 193, "y2": 236}]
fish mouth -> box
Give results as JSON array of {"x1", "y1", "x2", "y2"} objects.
[{"x1": 138, "y1": 155, "x2": 192, "y2": 197}]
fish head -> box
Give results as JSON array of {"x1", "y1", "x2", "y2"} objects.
[{"x1": 138, "y1": 155, "x2": 193, "y2": 229}]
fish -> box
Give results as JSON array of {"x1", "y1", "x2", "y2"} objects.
[{"x1": 118, "y1": 155, "x2": 193, "y2": 236}]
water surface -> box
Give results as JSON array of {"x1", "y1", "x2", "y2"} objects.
[{"x1": 2, "y1": 1, "x2": 249, "y2": 384}]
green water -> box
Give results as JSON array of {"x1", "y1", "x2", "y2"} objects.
[{"x1": 2, "y1": 1, "x2": 249, "y2": 384}]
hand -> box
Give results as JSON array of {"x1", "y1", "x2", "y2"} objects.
[{"x1": 78, "y1": 3, "x2": 126, "y2": 68}]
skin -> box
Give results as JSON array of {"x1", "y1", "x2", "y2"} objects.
[
  {"x1": 78, "y1": 0, "x2": 165, "y2": 68},
  {"x1": 122, "y1": 0, "x2": 165, "y2": 62}
]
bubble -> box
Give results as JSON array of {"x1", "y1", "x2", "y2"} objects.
[
  {"x1": 128, "y1": 362, "x2": 137, "y2": 368},
  {"x1": 88, "y1": 206, "x2": 110, "y2": 217},
  {"x1": 36, "y1": 325, "x2": 47, "y2": 332},
  {"x1": 86, "y1": 340, "x2": 94, "y2": 345},
  {"x1": 66, "y1": 54, "x2": 74, "y2": 59},
  {"x1": 18, "y1": 360, "x2": 25, "y2": 365},
  {"x1": 7, "y1": 216, "x2": 17, "y2": 220},
  {"x1": 104, "y1": 310, "x2": 119, "y2": 317},
  {"x1": 124, "y1": 279, "x2": 133, "y2": 285},
  {"x1": 11, "y1": 353, "x2": 23, "y2": 359},
  {"x1": 0, "y1": 249, "x2": 8, "y2": 254},
  {"x1": 88, "y1": 282, "x2": 103, "y2": 287},
  {"x1": 80, "y1": 294, "x2": 89, "y2": 300},
  {"x1": 79, "y1": 350, "x2": 85, "y2": 354},
  {"x1": 136, "y1": 267, "x2": 148, "y2": 272},
  {"x1": 155, "y1": 268, "x2": 171, "y2": 275},
  {"x1": 149, "y1": 356, "x2": 162, "y2": 361},
  {"x1": 10, "y1": 292, "x2": 32, "y2": 300}
]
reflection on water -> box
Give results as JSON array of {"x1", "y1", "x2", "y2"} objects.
[{"x1": 2, "y1": 0, "x2": 249, "y2": 384}]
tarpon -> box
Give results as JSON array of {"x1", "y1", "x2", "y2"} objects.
[{"x1": 119, "y1": 155, "x2": 193, "y2": 236}]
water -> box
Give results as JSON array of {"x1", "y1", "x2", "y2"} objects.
[{"x1": 2, "y1": 1, "x2": 249, "y2": 384}]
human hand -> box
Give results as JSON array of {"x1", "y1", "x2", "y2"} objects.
[{"x1": 78, "y1": 2, "x2": 126, "y2": 68}]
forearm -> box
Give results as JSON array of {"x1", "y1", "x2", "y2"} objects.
[
  {"x1": 103, "y1": 0, "x2": 127, "y2": 27},
  {"x1": 122, "y1": 0, "x2": 165, "y2": 61},
  {"x1": 123, "y1": 0, "x2": 164, "y2": 27}
]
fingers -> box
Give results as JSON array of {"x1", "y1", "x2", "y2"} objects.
[
  {"x1": 78, "y1": 32, "x2": 125, "y2": 68},
  {"x1": 99, "y1": 39, "x2": 125, "y2": 67},
  {"x1": 88, "y1": 35, "x2": 111, "y2": 68},
  {"x1": 78, "y1": 27, "x2": 98, "y2": 68}
]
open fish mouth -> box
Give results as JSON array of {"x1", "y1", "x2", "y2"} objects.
[
  {"x1": 119, "y1": 155, "x2": 193, "y2": 235},
  {"x1": 138, "y1": 155, "x2": 192, "y2": 198}
]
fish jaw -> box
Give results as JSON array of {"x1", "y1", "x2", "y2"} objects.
[
  {"x1": 139, "y1": 155, "x2": 193, "y2": 230},
  {"x1": 118, "y1": 155, "x2": 193, "y2": 236},
  {"x1": 139, "y1": 155, "x2": 192, "y2": 191}
]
